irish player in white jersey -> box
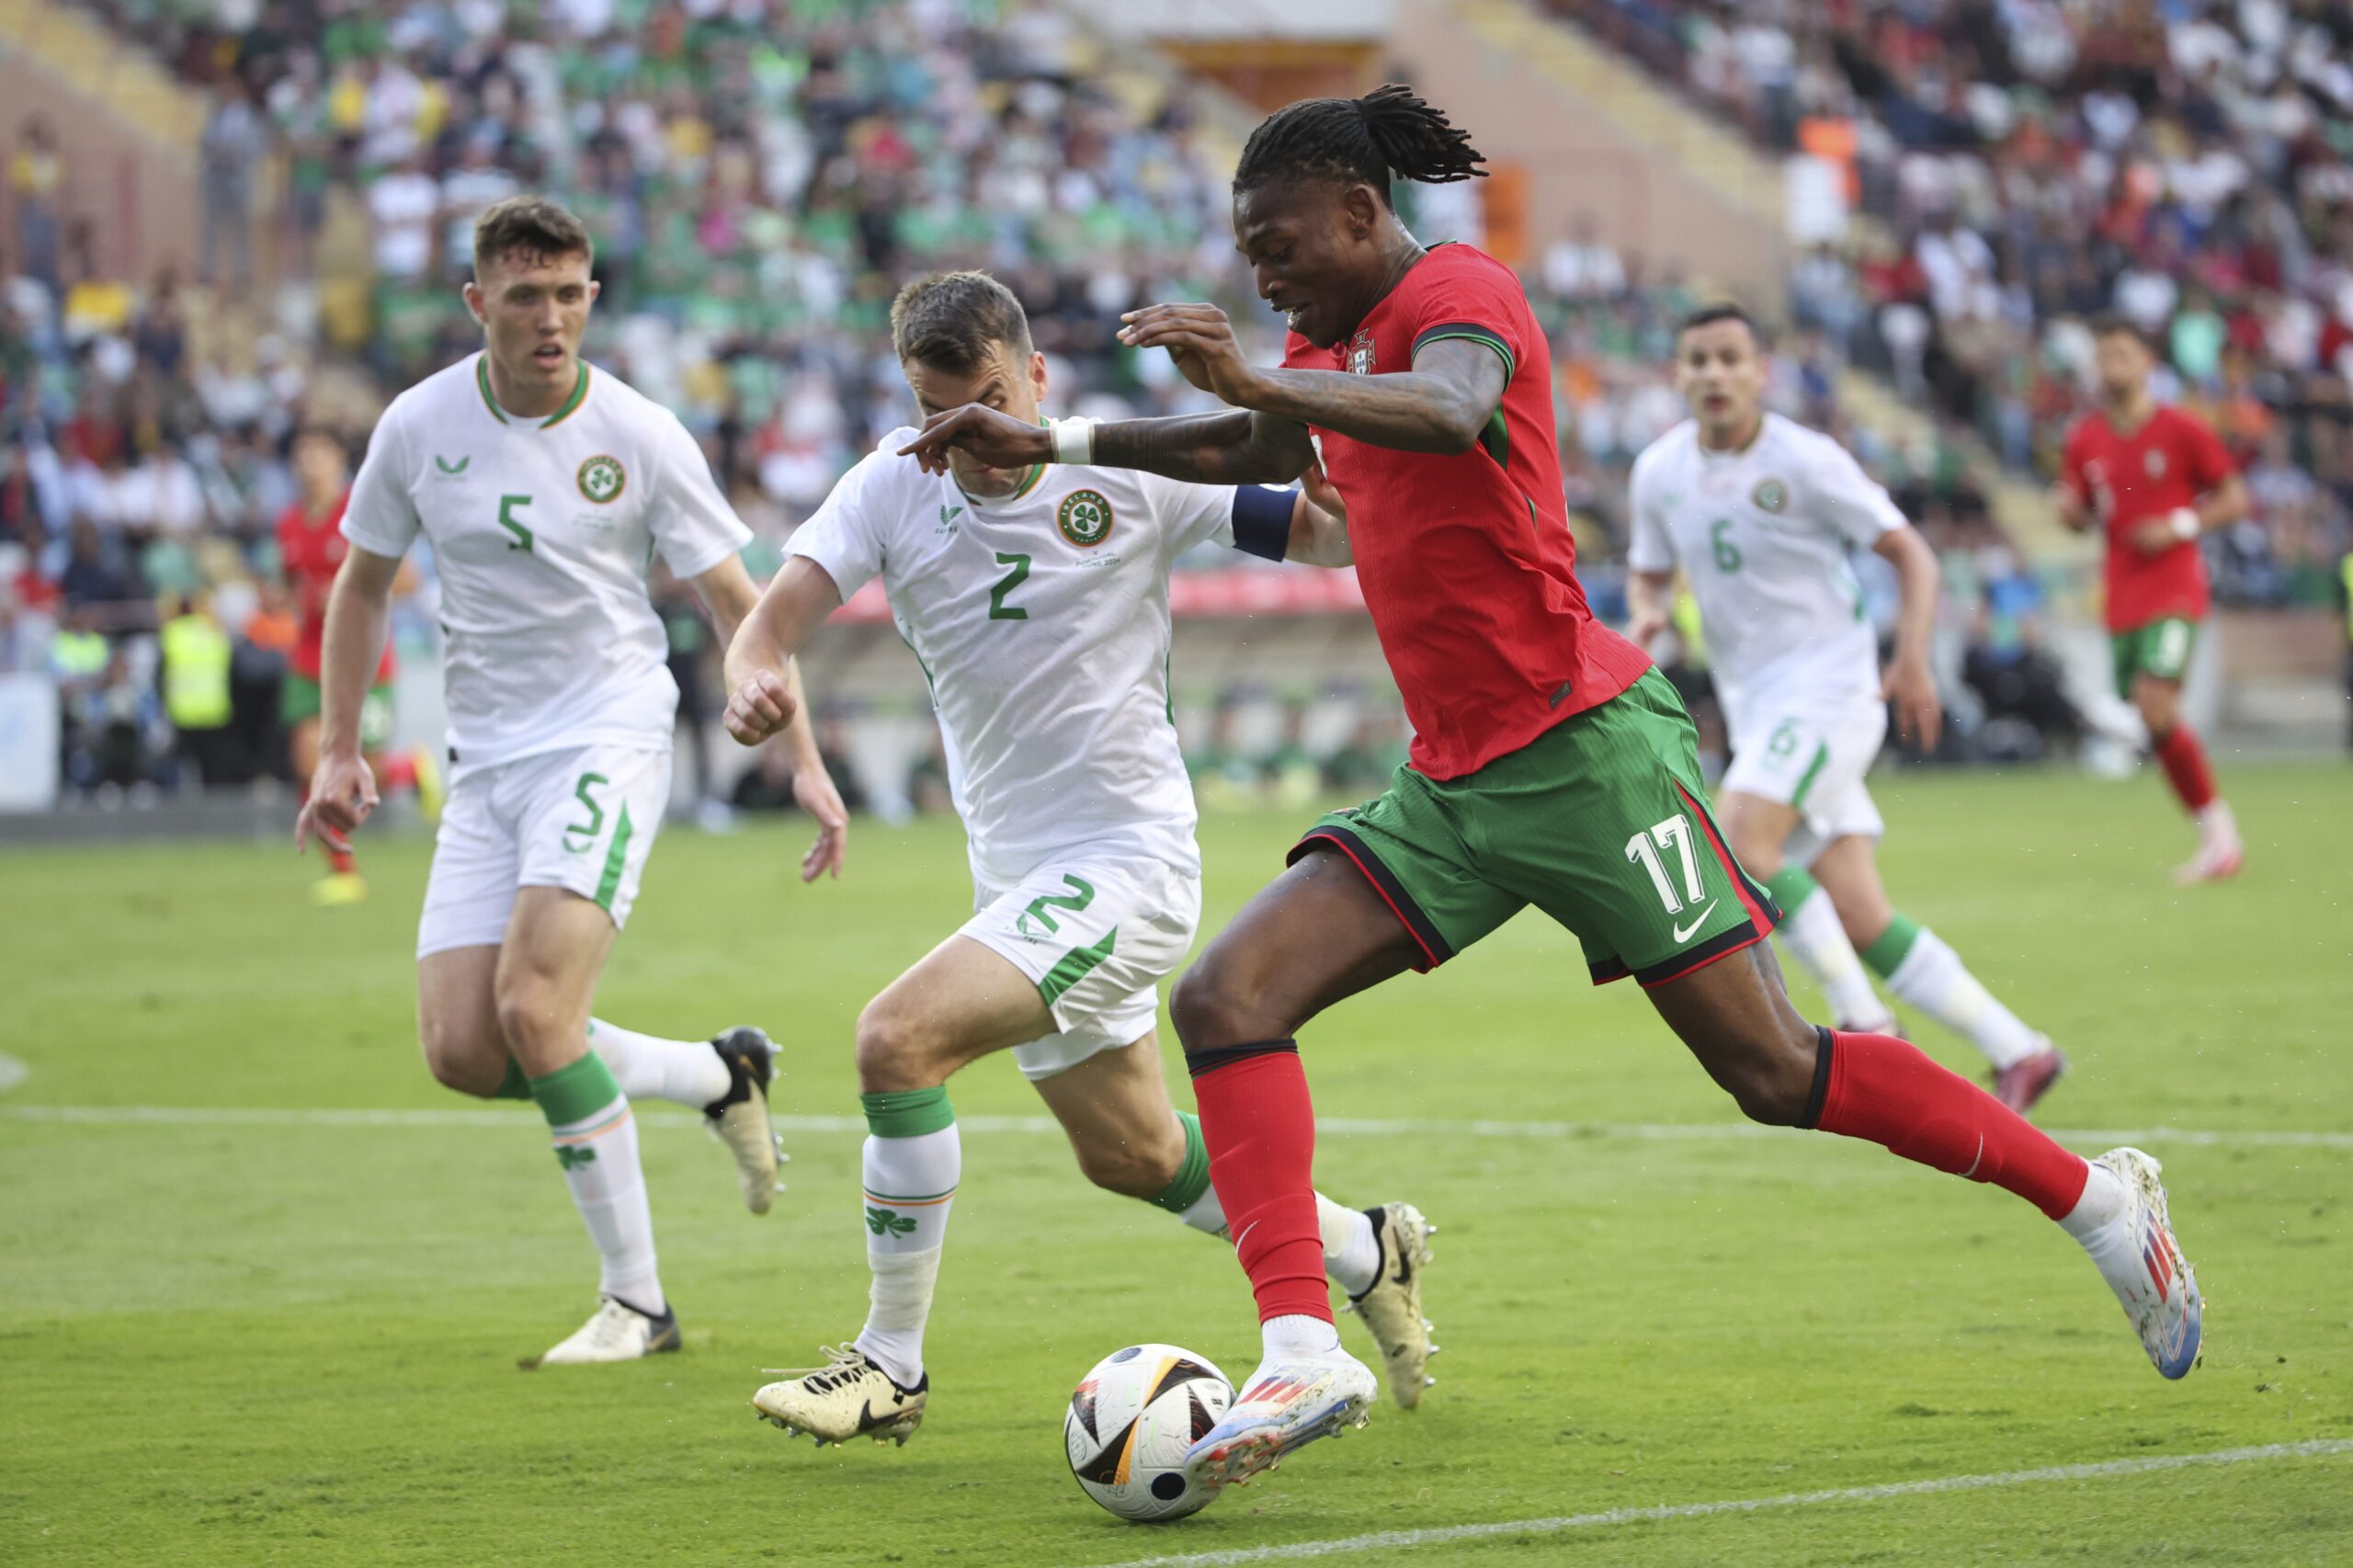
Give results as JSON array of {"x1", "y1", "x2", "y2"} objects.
[
  {"x1": 297, "y1": 198, "x2": 849, "y2": 1365},
  {"x1": 722, "y1": 272, "x2": 1436, "y2": 1447},
  {"x1": 1627, "y1": 305, "x2": 2065, "y2": 1113}
]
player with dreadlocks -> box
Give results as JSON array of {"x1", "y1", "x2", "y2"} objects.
[{"x1": 902, "y1": 86, "x2": 2204, "y2": 1494}]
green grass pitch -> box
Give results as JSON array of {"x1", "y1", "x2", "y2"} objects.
[{"x1": 3, "y1": 762, "x2": 2349, "y2": 1565}]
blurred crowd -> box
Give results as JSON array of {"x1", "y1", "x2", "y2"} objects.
[
  {"x1": 13, "y1": 0, "x2": 2342, "y2": 803},
  {"x1": 1566, "y1": 0, "x2": 2353, "y2": 612}
]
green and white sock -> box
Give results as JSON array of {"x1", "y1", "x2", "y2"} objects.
[
  {"x1": 1865, "y1": 915, "x2": 2040, "y2": 1069},
  {"x1": 1766, "y1": 866, "x2": 1895, "y2": 1031},
  {"x1": 1154, "y1": 1112, "x2": 1379, "y2": 1295},
  {"x1": 530, "y1": 1052, "x2": 663, "y2": 1315},
  {"x1": 587, "y1": 1017, "x2": 730, "y2": 1108},
  {"x1": 853, "y1": 1086, "x2": 959, "y2": 1389}
]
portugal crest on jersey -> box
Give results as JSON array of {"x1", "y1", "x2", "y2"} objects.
[
  {"x1": 2144, "y1": 449, "x2": 2167, "y2": 478},
  {"x1": 577, "y1": 455, "x2": 627, "y2": 505},
  {"x1": 1346, "y1": 328, "x2": 1377, "y2": 376},
  {"x1": 1058, "y1": 489, "x2": 1115, "y2": 547},
  {"x1": 1751, "y1": 477, "x2": 1789, "y2": 514}
]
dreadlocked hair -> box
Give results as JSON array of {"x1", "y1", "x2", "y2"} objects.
[{"x1": 1233, "y1": 83, "x2": 1487, "y2": 207}]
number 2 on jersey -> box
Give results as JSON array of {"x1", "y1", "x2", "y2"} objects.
[
  {"x1": 498, "y1": 494, "x2": 535, "y2": 552},
  {"x1": 988, "y1": 551, "x2": 1030, "y2": 620},
  {"x1": 1624, "y1": 813, "x2": 1705, "y2": 914}
]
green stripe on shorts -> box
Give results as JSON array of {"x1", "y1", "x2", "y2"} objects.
[
  {"x1": 592, "y1": 802, "x2": 634, "y2": 911},
  {"x1": 1790, "y1": 743, "x2": 1831, "y2": 809},
  {"x1": 1038, "y1": 928, "x2": 1118, "y2": 1008}
]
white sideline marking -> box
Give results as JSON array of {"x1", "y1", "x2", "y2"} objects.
[
  {"x1": 0, "y1": 1053, "x2": 26, "y2": 1095},
  {"x1": 1083, "y1": 1439, "x2": 2353, "y2": 1568},
  {"x1": 1, "y1": 1103, "x2": 2349, "y2": 1150}
]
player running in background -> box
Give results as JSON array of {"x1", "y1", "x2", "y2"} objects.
[
  {"x1": 722, "y1": 271, "x2": 1434, "y2": 1449},
  {"x1": 2056, "y1": 317, "x2": 2249, "y2": 883},
  {"x1": 297, "y1": 197, "x2": 849, "y2": 1365},
  {"x1": 1628, "y1": 306, "x2": 2065, "y2": 1113},
  {"x1": 278, "y1": 425, "x2": 443, "y2": 905},
  {"x1": 905, "y1": 87, "x2": 2203, "y2": 1494}
]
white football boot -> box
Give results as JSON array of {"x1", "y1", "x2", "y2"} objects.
[
  {"x1": 2075, "y1": 1148, "x2": 2203, "y2": 1379},
  {"x1": 1343, "y1": 1202, "x2": 1438, "y2": 1409},
  {"x1": 2173, "y1": 802, "x2": 2245, "y2": 885},
  {"x1": 1181, "y1": 1346, "x2": 1376, "y2": 1492},
  {"x1": 703, "y1": 1027, "x2": 783, "y2": 1215},
  {"x1": 753, "y1": 1346, "x2": 927, "y2": 1447},
  {"x1": 525, "y1": 1297, "x2": 681, "y2": 1368}
]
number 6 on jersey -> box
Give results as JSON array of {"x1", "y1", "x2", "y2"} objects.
[{"x1": 1624, "y1": 813, "x2": 1704, "y2": 914}]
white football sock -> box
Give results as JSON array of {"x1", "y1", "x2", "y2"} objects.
[
  {"x1": 1319, "y1": 1198, "x2": 1380, "y2": 1297},
  {"x1": 1262, "y1": 1312, "x2": 1341, "y2": 1359},
  {"x1": 1769, "y1": 872, "x2": 1895, "y2": 1031},
  {"x1": 531, "y1": 1054, "x2": 664, "y2": 1315},
  {"x1": 852, "y1": 1088, "x2": 960, "y2": 1389},
  {"x1": 2058, "y1": 1159, "x2": 2126, "y2": 1244},
  {"x1": 1884, "y1": 928, "x2": 2041, "y2": 1069},
  {"x1": 1171, "y1": 1183, "x2": 1379, "y2": 1297},
  {"x1": 586, "y1": 1017, "x2": 732, "y2": 1108}
]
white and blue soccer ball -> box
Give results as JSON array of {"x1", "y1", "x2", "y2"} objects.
[{"x1": 1063, "y1": 1343, "x2": 1233, "y2": 1522}]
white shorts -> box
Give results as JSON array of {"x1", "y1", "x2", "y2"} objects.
[
  {"x1": 416, "y1": 744, "x2": 671, "y2": 959},
  {"x1": 961, "y1": 851, "x2": 1202, "y2": 1082},
  {"x1": 1723, "y1": 697, "x2": 1886, "y2": 868}
]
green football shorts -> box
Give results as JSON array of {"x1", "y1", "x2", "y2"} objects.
[
  {"x1": 281, "y1": 673, "x2": 396, "y2": 753},
  {"x1": 2110, "y1": 617, "x2": 2198, "y2": 698},
  {"x1": 1294, "y1": 668, "x2": 1780, "y2": 987}
]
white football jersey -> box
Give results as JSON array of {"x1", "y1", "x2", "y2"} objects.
[
  {"x1": 1627, "y1": 412, "x2": 1904, "y2": 719},
  {"x1": 789, "y1": 433, "x2": 1255, "y2": 887},
  {"x1": 343, "y1": 353, "x2": 750, "y2": 774}
]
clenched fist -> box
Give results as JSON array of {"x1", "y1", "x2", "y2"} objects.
[{"x1": 724, "y1": 668, "x2": 799, "y2": 745}]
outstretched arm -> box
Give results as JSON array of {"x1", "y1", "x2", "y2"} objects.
[
  {"x1": 1118, "y1": 303, "x2": 1507, "y2": 454},
  {"x1": 898, "y1": 403, "x2": 1314, "y2": 487},
  {"x1": 898, "y1": 301, "x2": 1508, "y2": 484}
]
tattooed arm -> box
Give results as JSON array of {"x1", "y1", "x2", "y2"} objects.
[
  {"x1": 1115, "y1": 302, "x2": 1505, "y2": 456},
  {"x1": 898, "y1": 301, "x2": 1502, "y2": 484},
  {"x1": 897, "y1": 402, "x2": 1313, "y2": 486}
]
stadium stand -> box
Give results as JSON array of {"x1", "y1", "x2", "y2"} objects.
[
  {"x1": 8, "y1": 0, "x2": 2334, "y2": 807},
  {"x1": 1557, "y1": 0, "x2": 2353, "y2": 614}
]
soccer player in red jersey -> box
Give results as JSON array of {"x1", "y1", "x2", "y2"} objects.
[
  {"x1": 278, "y1": 426, "x2": 438, "y2": 903},
  {"x1": 2056, "y1": 318, "x2": 2248, "y2": 882},
  {"x1": 902, "y1": 88, "x2": 2204, "y2": 1492}
]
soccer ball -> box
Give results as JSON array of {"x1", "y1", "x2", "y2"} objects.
[{"x1": 1063, "y1": 1343, "x2": 1233, "y2": 1522}]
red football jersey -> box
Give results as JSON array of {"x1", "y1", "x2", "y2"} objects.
[
  {"x1": 1283, "y1": 244, "x2": 1650, "y2": 779},
  {"x1": 2060, "y1": 404, "x2": 2233, "y2": 631},
  {"x1": 278, "y1": 490, "x2": 394, "y2": 683}
]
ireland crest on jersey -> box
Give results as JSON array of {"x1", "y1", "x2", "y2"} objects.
[
  {"x1": 1751, "y1": 477, "x2": 1789, "y2": 514},
  {"x1": 1058, "y1": 489, "x2": 1114, "y2": 548},
  {"x1": 577, "y1": 455, "x2": 627, "y2": 505}
]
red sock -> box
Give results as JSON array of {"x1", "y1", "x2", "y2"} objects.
[
  {"x1": 1813, "y1": 1030, "x2": 2088, "y2": 1220},
  {"x1": 378, "y1": 752, "x2": 417, "y2": 792},
  {"x1": 1192, "y1": 1045, "x2": 1330, "y2": 1324},
  {"x1": 327, "y1": 844, "x2": 357, "y2": 876},
  {"x1": 2152, "y1": 725, "x2": 2217, "y2": 813}
]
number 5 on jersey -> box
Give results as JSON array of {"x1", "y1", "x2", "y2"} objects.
[{"x1": 498, "y1": 494, "x2": 534, "y2": 552}]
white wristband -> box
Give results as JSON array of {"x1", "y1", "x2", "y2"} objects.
[
  {"x1": 2169, "y1": 506, "x2": 2200, "y2": 541},
  {"x1": 1049, "y1": 416, "x2": 1097, "y2": 465}
]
